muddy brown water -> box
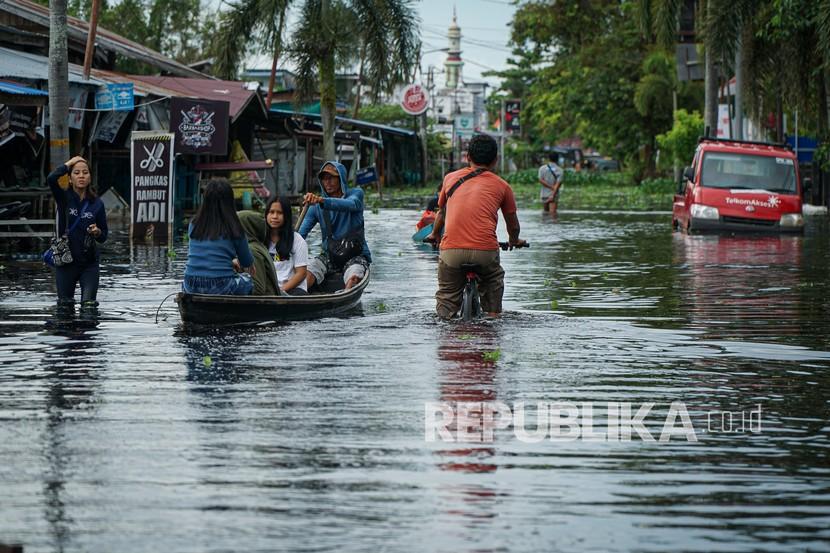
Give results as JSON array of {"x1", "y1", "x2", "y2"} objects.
[{"x1": 1, "y1": 210, "x2": 829, "y2": 552}]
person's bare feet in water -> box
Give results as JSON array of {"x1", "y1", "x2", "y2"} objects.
[{"x1": 345, "y1": 275, "x2": 361, "y2": 290}]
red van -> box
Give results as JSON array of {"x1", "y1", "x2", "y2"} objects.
[{"x1": 673, "y1": 138, "x2": 806, "y2": 233}]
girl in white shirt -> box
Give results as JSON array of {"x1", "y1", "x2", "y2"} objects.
[{"x1": 265, "y1": 196, "x2": 309, "y2": 295}]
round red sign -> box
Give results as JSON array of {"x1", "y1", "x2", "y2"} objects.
[{"x1": 401, "y1": 84, "x2": 428, "y2": 115}]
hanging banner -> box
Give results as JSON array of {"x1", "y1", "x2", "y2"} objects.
[
  {"x1": 130, "y1": 132, "x2": 175, "y2": 242},
  {"x1": 10, "y1": 106, "x2": 39, "y2": 136},
  {"x1": 94, "y1": 110, "x2": 130, "y2": 143},
  {"x1": 95, "y1": 83, "x2": 135, "y2": 111},
  {"x1": 717, "y1": 104, "x2": 731, "y2": 139},
  {"x1": 68, "y1": 86, "x2": 88, "y2": 130},
  {"x1": 0, "y1": 105, "x2": 13, "y2": 147},
  {"x1": 169, "y1": 97, "x2": 229, "y2": 155}
]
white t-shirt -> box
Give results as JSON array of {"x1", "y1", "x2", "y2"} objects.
[
  {"x1": 269, "y1": 232, "x2": 309, "y2": 292},
  {"x1": 538, "y1": 163, "x2": 563, "y2": 199}
]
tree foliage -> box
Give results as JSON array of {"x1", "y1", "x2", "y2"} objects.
[
  {"x1": 212, "y1": 0, "x2": 419, "y2": 158},
  {"x1": 33, "y1": 0, "x2": 215, "y2": 71},
  {"x1": 642, "y1": 0, "x2": 830, "y2": 142},
  {"x1": 497, "y1": 0, "x2": 830, "y2": 177},
  {"x1": 656, "y1": 109, "x2": 704, "y2": 169},
  {"x1": 494, "y1": 1, "x2": 702, "y2": 177}
]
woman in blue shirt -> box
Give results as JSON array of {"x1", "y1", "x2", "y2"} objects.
[
  {"x1": 183, "y1": 178, "x2": 255, "y2": 295},
  {"x1": 47, "y1": 155, "x2": 108, "y2": 308}
]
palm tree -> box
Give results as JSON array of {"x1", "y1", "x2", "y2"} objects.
[
  {"x1": 640, "y1": 0, "x2": 830, "y2": 142},
  {"x1": 818, "y1": 1, "x2": 830, "y2": 136},
  {"x1": 637, "y1": 0, "x2": 749, "y2": 136},
  {"x1": 213, "y1": 0, "x2": 289, "y2": 105},
  {"x1": 49, "y1": 0, "x2": 70, "y2": 169},
  {"x1": 213, "y1": 0, "x2": 420, "y2": 160}
]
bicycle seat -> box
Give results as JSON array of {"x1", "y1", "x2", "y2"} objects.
[{"x1": 459, "y1": 263, "x2": 481, "y2": 272}]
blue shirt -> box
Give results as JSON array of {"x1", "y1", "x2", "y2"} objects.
[{"x1": 184, "y1": 223, "x2": 254, "y2": 278}]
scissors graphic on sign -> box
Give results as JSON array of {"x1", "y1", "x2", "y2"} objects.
[{"x1": 140, "y1": 143, "x2": 165, "y2": 171}]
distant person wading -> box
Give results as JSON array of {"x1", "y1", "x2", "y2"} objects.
[{"x1": 539, "y1": 152, "x2": 564, "y2": 213}]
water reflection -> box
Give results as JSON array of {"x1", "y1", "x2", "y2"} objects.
[
  {"x1": 435, "y1": 322, "x2": 502, "y2": 527},
  {"x1": 673, "y1": 234, "x2": 806, "y2": 342},
  {"x1": 40, "y1": 326, "x2": 101, "y2": 553},
  {"x1": 0, "y1": 211, "x2": 829, "y2": 552},
  {"x1": 436, "y1": 322, "x2": 501, "y2": 469}
]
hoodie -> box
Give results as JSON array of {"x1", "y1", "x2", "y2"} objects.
[
  {"x1": 237, "y1": 211, "x2": 280, "y2": 296},
  {"x1": 298, "y1": 161, "x2": 372, "y2": 263}
]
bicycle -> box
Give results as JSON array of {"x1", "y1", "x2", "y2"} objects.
[{"x1": 459, "y1": 241, "x2": 530, "y2": 322}]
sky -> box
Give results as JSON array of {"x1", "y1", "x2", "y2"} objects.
[
  {"x1": 416, "y1": 0, "x2": 517, "y2": 88},
  {"x1": 243, "y1": 0, "x2": 519, "y2": 89}
]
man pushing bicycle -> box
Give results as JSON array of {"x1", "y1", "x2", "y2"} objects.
[{"x1": 425, "y1": 133, "x2": 528, "y2": 319}]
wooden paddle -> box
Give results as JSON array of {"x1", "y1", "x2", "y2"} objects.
[{"x1": 294, "y1": 202, "x2": 309, "y2": 231}]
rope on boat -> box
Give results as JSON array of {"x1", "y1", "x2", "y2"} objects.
[{"x1": 155, "y1": 292, "x2": 178, "y2": 324}]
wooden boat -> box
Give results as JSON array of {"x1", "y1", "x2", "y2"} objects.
[{"x1": 176, "y1": 269, "x2": 370, "y2": 324}]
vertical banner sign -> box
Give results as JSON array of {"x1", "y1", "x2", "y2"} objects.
[
  {"x1": 169, "y1": 97, "x2": 229, "y2": 155},
  {"x1": 131, "y1": 132, "x2": 175, "y2": 242},
  {"x1": 505, "y1": 100, "x2": 521, "y2": 133}
]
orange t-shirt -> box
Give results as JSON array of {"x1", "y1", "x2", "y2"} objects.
[{"x1": 438, "y1": 167, "x2": 517, "y2": 251}]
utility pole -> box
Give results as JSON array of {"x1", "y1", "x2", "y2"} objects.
[
  {"x1": 703, "y1": 0, "x2": 718, "y2": 137},
  {"x1": 49, "y1": 0, "x2": 70, "y2": 169},
  {"x1": 673, "y1": 90, "x2": 680, "y2": 183},
  {"x1": 734, "y1": 37, "x2": 743, "y2": 140},
  {"x1": 265, "y1": 6, "x2": 287, "y2": 110},
  {"x1": 499, "y1": 98, "x2": 505, "y2": 174},
  {"x1": 419, "y1": 111, "x2": 428, "y2": 185},
  {"x1": 82, "y1": 0, "x2": 101, "y2": 80},
  {"x1": 319, "y1": 0, "x2": 336, "y2": 160},
  {"x1": 704, "y1": 49, "x2": 718, "y2": 136}
]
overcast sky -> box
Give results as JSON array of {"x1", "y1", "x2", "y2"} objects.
[{"x1": 243, "y1": 0, "x2": 518, "y2": 89}]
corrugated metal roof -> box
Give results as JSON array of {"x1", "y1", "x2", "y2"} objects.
[
  {"x1": 134, "y1": 76, "x2": 266, "y2": 122},
  {"x1": 1, "y1": 0, "x2": 209, "y2": 79},
  {"x1": 270, "y1": 108, "x2": 417, "y2": 137},
  {"x1": 89, "y1": 69, "x2": 178, "y2": 98},
  {"x1": 0, "y1": 79, "x2": 48, "y2": 96},
  {"x1": 0, "y1": 46, "x2": 105, "y2": 85}
]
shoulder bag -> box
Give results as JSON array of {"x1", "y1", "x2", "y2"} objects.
[
  {"x1": 43, "y1": 199, "x2": 89, "y2": 267},
  {"x1": 321, "y1": 208, "x2": 364, "y2": 270},
  {"x1": 446, "y1": 167, "x2": 486, "y2": 200}
]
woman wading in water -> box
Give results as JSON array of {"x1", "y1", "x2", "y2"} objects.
[{"x1": 47, "y1": 156, "x2": 108, "y2": 309}]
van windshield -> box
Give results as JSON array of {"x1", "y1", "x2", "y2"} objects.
[{"x1": 701, "y1": 152, "x2": 796, "y2": 194}]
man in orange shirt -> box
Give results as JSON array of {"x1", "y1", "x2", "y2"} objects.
[{"x1": 425, "y1": 134, "x2": 527, "y2": 319}]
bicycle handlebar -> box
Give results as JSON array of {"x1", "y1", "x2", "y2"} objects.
[{"x1": 499, "y1": 242, "x2": 530, "y2": 250}]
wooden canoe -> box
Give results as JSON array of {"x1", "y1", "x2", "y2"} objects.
[{"x1": 176, "y1": 269, "x2": 370, "y2": 324}]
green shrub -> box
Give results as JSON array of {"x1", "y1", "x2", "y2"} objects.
[
  {"x1": 637, "y1": 177, "x2": 675, "y2": 194},
  {"x1": 657, "y1": 109, "x2": 704, "y2": 170}
]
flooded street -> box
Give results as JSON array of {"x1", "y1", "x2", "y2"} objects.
[{"x1": 2, "y1": 209, "x2": 829, "y2": 552}]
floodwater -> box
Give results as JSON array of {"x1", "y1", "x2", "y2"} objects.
[{"x1": 1, "y1": 210, "x2": 829, "y2": 552}]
